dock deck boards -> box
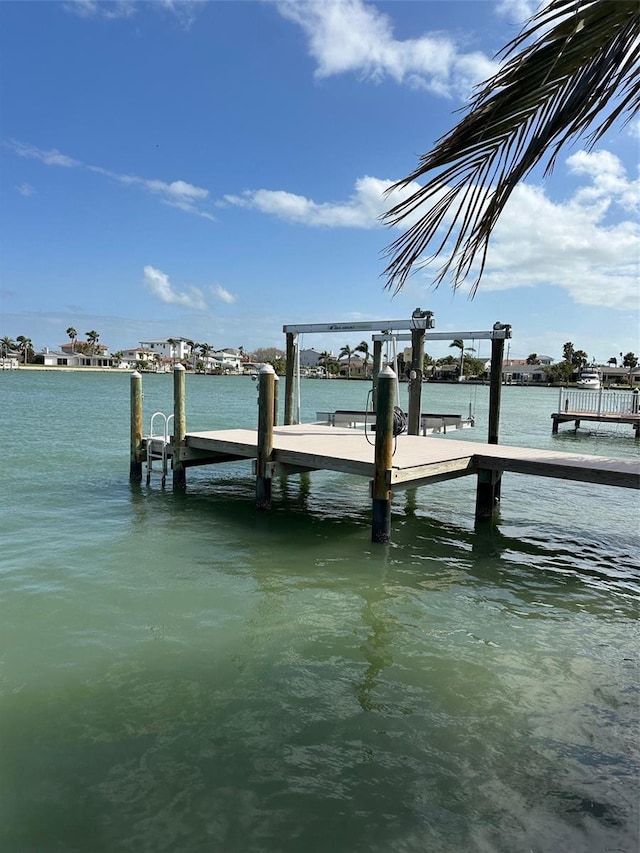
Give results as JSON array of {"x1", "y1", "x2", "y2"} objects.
[{"x1": 180, "y1": 424, "x2": 640, "y2": 490}]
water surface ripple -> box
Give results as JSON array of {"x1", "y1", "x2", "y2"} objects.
[{"x1": 1, "y1": 372, "x2": 638, "y2": 852}]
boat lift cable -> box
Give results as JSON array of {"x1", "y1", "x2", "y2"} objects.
[
  {"x1": 363, "y1": 388, "x2": 404, "y2": 454},
  {"x1": 295, "y1": 333, "x2": 301, "y2": 424}
]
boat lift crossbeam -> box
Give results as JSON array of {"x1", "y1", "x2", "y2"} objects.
[
  {"x1": 372, "y1": 327, "x2": 512, "y2": 342},
  {"x1": 283, "y1": 310, "x2": 435, "y2": 336}
]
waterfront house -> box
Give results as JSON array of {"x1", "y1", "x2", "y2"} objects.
[
  {"x1": 56, "y1": 343, "x2": 113, "y2": 367},
  {"x1": 337, "y1": 356, "x2": 369, "y2": 378},
  {"x1": 138, "y1": 337, "x2": 192, "y2": 363},
  {"x1": 119, "y1": 347, "x2": 170, "y2": 371},
  {"x1": 502, "y1": 363, "x2": 549, "y2": 385},
  {"x1": 212, "y1": 349, "x2": 242, "y2": 373},
  {"x1": 300, "y1": 348, "x2": 328, "y2": 368}
]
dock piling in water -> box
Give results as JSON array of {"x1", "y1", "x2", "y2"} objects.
[
  {"x1": 129, "y1": 370, "x2": 143, "y2": 481},
  {"x1": 372, "y1": 365, "x2": 396, "y2": 543},
  {"x1": 408, "y1": 327, "x2": 425, "y2": 435},
  {"x1": 284, "y1": 332, "x2": 296, "y2": 425},
  {"x1": 475, "y1": 323, "x2": 507, "y2": 522},
  {"x1": 256, "y1": 364, "x2": 276, "y2": 509}
]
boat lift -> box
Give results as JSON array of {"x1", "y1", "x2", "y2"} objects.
[{"x1": 282, "y1": 311, "x2": 511, "y2": 440}]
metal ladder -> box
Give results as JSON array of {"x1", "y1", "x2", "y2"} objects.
[{"x1": 145, "y1": 412, "x2": 174, "y2": 487}]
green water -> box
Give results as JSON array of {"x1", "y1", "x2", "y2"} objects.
[{"x1": 1, "y1": 371, "x2": 638, "y2": 852}]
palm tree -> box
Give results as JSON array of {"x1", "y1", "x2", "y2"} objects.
[
  {"x1": 339, "y1": 344, "x2": 355, "y2": 379},
  {"x1": 355, "y1": 340, "x2": 370, "y2": 377},
  {"x1": 383, "y1": 0, "x2": 639, "y2": 295},
  {"x1": 450, "y1": 339, "x2": 464, "y2": 378},
  {"x1": 66, "y1": 326, "x2": 77, "y2": 352},
  {"x1": 185, "y1": 340, "x2": 197, "y2": 370},
  {"x1": 317, "y1": 350, "x2": 333, "y2": 378},
  {"x1": 16, "y1": 335, "x2": 32, "y2": 364},
  {"x1": 199, "y1": 342, "x2": 212, "y2": 373},
  {"x1": 1, "y1": 336, "x2": 15, "y2": 357},
  {"x1": 85, "y1": 330, "x2": 100, "y2": 354}
]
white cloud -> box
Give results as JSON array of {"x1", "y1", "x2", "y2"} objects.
[
  {"x1": 10, "y1": 140, "x2": 80, "y2": 167},
  {"x1": 276, "y1": 0, "x2": 497, "y2": 97},
  {"x1": 90, "y1": 166, "x2": 215, "y2": 219},
  {"x1": 566, "y1": 149, "x2": 639, "y2": 213},
  {"x1": 469, "y1": 160, "x2": 639, "y2": 309},
  {"x1": 9, "y1": 139, "x2": 214, "y2": 221},
  {"x1": 212, "y1": 284, "x2": 237, "y2": 304},
  {"x1": 63, "y1": 0, "x2": 201, "y2": 27},
  {"x1": 63, "y1": 1, "x2": 136, "y2": 20},
  {"x1": 224, "y1": 176, "x2": 419, "y2": 228},
  {"x1": 226, "y1": 147, "x2": 639, "y2": 310},
  {"x1": 495, "y1": 0, "x2": 542, "y2": 24},
  {"x1": 143, "y1": 266, "x2": 207, "y2": 310},
  {"x1": 17, "y1": 183, "x2": 35, "y2": 197}
]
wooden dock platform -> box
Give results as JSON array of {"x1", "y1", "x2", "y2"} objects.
[{"x1": 177, "y1": 424, "x2": 640, "y2": 491}]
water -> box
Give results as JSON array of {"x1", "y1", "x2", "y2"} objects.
[{"x1": 1, "y1": 371, "x2": 638, "y2": 853}]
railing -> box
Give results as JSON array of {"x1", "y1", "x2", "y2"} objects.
[
  {"x1": 558, "y1": 388, "x2": 639, "y2": 416},
  {"x1": 146, "y1": 411, "x2": 175, "y2": 486}
]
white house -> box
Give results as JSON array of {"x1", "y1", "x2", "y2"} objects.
[
  {"x1": 55, "y1": 342, "x2": 113, "y2": 367},
  {"x1": 118, "y1": 347, "x2": 169, "y2": 370},
  {"x1": 138, "y1": 337, "x2": 192, "y2": 362},
  {"x1": 36, "y1": 348, "x2": 81, "y2": 367},
  {"x1": 212, "y1": 349, "x2": 242, "y2": 373},
  {"x1": 300, "y1": 348, "x2": 328, "y2": 368}
]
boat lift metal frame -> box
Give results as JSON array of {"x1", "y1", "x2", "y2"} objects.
[{"x1": 282, "y1": 310, "x2": 511, "y2": 432}]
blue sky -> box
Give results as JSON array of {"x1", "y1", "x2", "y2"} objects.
[{"x1": 1, "y1": 0, "x2": 638, "y2": 362}]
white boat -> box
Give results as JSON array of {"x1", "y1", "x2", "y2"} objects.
[{"x1": 576, "y1": 367, "x2": 601, "y2": 390}]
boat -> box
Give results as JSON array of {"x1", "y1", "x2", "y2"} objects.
[{"x1": 576, "y1": 366, "x2": 601, "y2": 390}]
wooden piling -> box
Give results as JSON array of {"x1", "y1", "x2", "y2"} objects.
[
  {"x1": 284, "y1": 332, "x2": 296, "y2": 425},
  {"x1": 488, "y1": 326, "x2": 505, "y2": 446},
  {"x1": 372, "y1": 365, "x2": 396, "y2": 543},
  {"x1": 172, "y1": 364, "x2": 187, "y2": 492},
  {"x1": 129, "y1": 370, "x2": 143, "y2": 481},
  {"x1": 408, "y1": 327, "x2": 425, "y2": 435},
  {"x1": 256, "y1": 364, "x2": 275, "y2": 509},
  {"x1": 475, "y1": 323, "x2": 506, "y2": 521},
  {"x1": 372, "y1": 340, "x2": 383, "y2": 411}
]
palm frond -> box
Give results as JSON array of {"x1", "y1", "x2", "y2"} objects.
[{"x1": 382, "y1": 0, "x2": 640, "y2": 296}]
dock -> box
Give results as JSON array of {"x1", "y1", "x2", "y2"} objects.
[
  {"x1": 551, "y1": 387, "x2": 640, "y2": 437},
  {"x1": 178, "y1": 424, "x2": 639, "y2": 491},
  {"x1": 128, "y1": 317, "x2": 640, "y2": 543}
]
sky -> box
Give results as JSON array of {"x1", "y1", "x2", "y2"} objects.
[{"x1": 1, "y1": 0, "x2": 638, "y2": 363}]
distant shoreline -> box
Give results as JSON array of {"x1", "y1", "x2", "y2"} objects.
[{"x1": 7, "y1": 365, "x2": 130, "y2": 374}]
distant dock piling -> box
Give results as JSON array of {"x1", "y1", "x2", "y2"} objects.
[
  {"x1": 172, "y1": 364, "x2": 187, "y2": 492},
  {"x1": 256, "y1": 364, "x2": 276, "y2": 509},
  {"x1": 372, "y1": 365, "x2": 396, "y2": 543},
  {"x1": 129, "y1": 370, "x2": 143, "y2": 481}
]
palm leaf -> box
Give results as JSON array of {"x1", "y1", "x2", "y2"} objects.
[{"x1": 382, "y1": 0, "x2": 640, "y2": 295}]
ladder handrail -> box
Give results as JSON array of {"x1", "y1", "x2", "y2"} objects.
[{"x1": 146, "y1": 411, "x2": 175, "y2": 487}]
